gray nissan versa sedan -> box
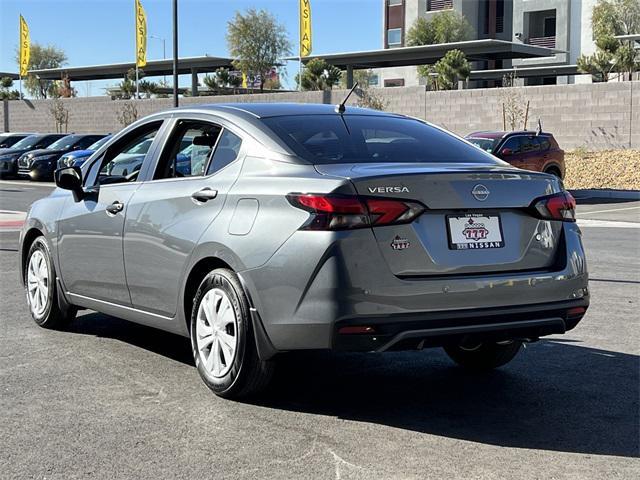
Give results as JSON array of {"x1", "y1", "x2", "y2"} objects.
[{"x1": 19, "y1": 103, "x2": 589, "y2": 398}]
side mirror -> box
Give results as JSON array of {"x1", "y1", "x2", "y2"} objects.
[
  {"x1": 55, "y1": 166, "x2": 84, "y2": 201},
  {"x1": 500, "y1": 148, "x2": 513, "y2": 156}
]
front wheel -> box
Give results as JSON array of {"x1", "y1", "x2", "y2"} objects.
[
  {"x1": 190, "y1": 268, "x2": 274, "y2": 399},
  {"x1": 444, "y1": 340, "x2": 522, "y2": 371},
  {"x1": 25, "y1": 237, "x2": 77, "y2": 328}
]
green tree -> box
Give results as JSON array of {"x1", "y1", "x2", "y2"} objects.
[
  {"x1": 0, "y1": 77, "x2": 21, "y2": 100},
  {"x1": 406, "y1": 11, "x2": 474, "y2": 47},
  {"x1": 578, "y1": 0, "x2": 640, "y2": 80},
  {"x1": 138, "y1": 80, "x2": 158, "y2": 98},
  {"x1": 296, "y1": 58, "x2": 342, "y2": 91},
  {"x1": 429, "y1": 49, "x2": 471, "y2": 90},
  {"x1": 14, "y1": 43, "x2": 67, "y2": 98},
  {"x1": 226, "y1": 9, "x2": 292, "y2": 92},
  {"x1": 577, "y1": 50, "x2": 616, "y2": 82}
]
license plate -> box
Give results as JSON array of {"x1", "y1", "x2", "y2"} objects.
[{"x1": 447, "y1": 214, "x2": 504, "y2": 250}]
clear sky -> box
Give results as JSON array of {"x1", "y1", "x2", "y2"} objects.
[{"x1": 0, "y1": 0, "x2": 382, "y2": 96}]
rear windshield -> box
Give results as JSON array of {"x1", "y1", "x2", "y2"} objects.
[{"x1": 261, "y1": 115, "x2": 499, "y2": 165}]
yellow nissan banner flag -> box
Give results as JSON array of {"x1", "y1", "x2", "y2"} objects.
[
  {"x1": 299, "y1": 0, "x2": 312, "y2": 57},
  {"x1": 135, "y1": 0, "x2": 147, "y2": 67},
  {"x1": 19, "y1": 15, "x2": 30, "y2": 77}
]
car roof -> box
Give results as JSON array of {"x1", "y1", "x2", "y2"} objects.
[{"x1": 173, "y1": 102, "x2": 402, "y2": 119}]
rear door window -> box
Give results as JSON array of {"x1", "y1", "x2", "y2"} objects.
[
  {"x1": 262, "y1": 115, "x2": 498, "y2": 165},
  {"x1": 206, "y1": 130, "x2": 243, "y2": 175},
  {"x1": 522, "y1": 136, "x2": 540, "y2": 153},
  {"x1": 500, "y1": 136, "x2": 522, "y2": 154},
  {"x1": 153, "y1": 120, "x2": 222, "y2": 179}
]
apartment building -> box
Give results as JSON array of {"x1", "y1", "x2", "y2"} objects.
[{"x1": 379, "y1": 0, "x2": 597, "y2": 87}]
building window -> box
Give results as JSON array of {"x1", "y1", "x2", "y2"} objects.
[
  {"x1": 368, "y1": 74, "x2": 380, "y2": 87},
  {"x1": 544, "y1": 16, "x2": 556, "y2": 37},
  {"x1": 387, "y1": 28, "x2": 402, "y2": 46},
  {"x1": 427, "y1": 0, "x2": 453, "y2": 11},
  {"x1": 384, "y1": 78, "x2": 405, "y2": 87},
  {"x1": 526, "y1": 9, "x2": 556, "y2": 48},
  {"x1": 388, "y1": 0, "x2": 402, "y2": 5}
]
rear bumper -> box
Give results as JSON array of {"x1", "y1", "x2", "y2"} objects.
[
  {"x1": 240, "y1": 222, "x2": 588, "y2": 352},
  {"x1": 333, "y1": 298, "x2": 588, "y2": 352}
]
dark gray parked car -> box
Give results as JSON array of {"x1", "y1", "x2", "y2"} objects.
[{"x1": 19, "y1": 104, "x2": 589, "y2": 398}]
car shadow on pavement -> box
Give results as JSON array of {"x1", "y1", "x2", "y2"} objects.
[
  {"x1": 66, "y1": 313, "x2": 638, "y2": 458},
  {"x1": 255, "y1": 341, "x2": 639, "y2": 458},
  {"x1": 68, "y1": 311, "x2": 194, "y2": 366}
]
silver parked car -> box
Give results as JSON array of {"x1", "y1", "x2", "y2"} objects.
[{"x1": 19, "y1": 103, "x2": 589, "y2": 398}]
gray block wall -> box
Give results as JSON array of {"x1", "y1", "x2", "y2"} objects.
[{"x1": 2, "y1": 81, "x2": 638, "y2": 150}]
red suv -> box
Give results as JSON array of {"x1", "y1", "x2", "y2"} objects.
[{"x1": 465, "y1": 131, "x2": 565, "y2": 178}]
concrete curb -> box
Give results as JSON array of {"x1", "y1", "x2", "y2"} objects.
[{"x1": 569, "y1": 189, "x2": 640, "y2": 200}]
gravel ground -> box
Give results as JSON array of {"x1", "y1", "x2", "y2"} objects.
[{"x1": 564, "y1": 150, "x2": 640, "y2": 191}]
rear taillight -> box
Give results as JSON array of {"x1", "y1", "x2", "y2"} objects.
[
  {"x1": 286, "y1": 193, "x2": 425, "y2": 230},
  {"x1": 531, "y1": 191, "x2": 576, "y2": 222}
]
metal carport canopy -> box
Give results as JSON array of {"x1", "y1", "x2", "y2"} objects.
[
  {"x1": 28, "y1": 56, "x2": 235, "y2": 81},
  {"x1": 292, "y1": 39, "x2": 564, "y2": 70},
  {"x1": 0, "y1": 72, "x2": 20, "y2": 80}
]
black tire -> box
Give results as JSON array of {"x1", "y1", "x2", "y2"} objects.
[
  {"x1": 444, "y1": 340, "x2": 522, "y2": 371},
  {"x1": 24, "y1": 237, "x2": 77, "y2": 329},
  {"x1": 190, "y1": 268, "x2": 274, "y2": 399},
  {"x1": 544, "y1": 167, "x2": 562, "y2": 179}
]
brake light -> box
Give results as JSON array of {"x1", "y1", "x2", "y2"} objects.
[
  {"x1": 532, "y1": 191, "x2": 576, "y2": 222},
  {"x1": 286, "y1": 193, "x2": 425, "y2": 230}
]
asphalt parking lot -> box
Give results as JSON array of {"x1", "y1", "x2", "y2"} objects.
[{"x1": 1, "y1": 180, "x2": 638, "y2": 479}]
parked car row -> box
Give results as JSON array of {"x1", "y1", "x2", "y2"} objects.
[{"x1": 0, "y1": 132, "x2": 109, "y2": 181}]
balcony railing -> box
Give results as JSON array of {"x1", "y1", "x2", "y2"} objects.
[
  {"x1": 427, "y1": 0, "x2": 453, "y2": 11},
  {"x1": 527, "y1": 36, "x2": 556, "y2": 48}
]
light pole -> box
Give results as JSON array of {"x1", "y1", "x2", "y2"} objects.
[
  {"x1": 150, "y1": 34, "x2": 167, "y2": 85},
  {"x1": 172, "y1": 0, "x2": 179, "y2": 107}
]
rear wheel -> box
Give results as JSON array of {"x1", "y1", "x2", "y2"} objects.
[
  {"x1": 190, "y1": 268, "x2": 274, "y2": 399},
  {"x1": 25, "y1": 237, "x2": 77, "y2": 328},
  {"x1": 544, "y1": 166, "x2": 562, "y2": 178},
  {"x1": 444, "y1": 340, "x2": 522, "y2": 371}
]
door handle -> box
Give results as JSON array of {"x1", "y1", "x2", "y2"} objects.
[
  {"x1": 106, "y1": 201, "x2": 124, "y2": 215},
  {"x1": 191, "y1": 188, "x2": 218, "y2": 202}
]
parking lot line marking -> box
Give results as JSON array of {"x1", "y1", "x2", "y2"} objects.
[
  {"x1": 0, "y1": 180, "x2": 55, "y2": 188},
  {"x1": 579, "y1": 205, "x2": 640, "y2": 215},
  {"x1": 577, "y1": 219, "x2": 640, "y2": 228}
]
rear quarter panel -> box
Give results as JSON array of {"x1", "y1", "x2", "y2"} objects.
[{"x1": 185, "y1": 155, "x2": 349, "y2": 318}]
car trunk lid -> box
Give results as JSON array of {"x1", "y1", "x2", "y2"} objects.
[{"x1": 315, "y1": 162, "x2": 564, "y2": 277}]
